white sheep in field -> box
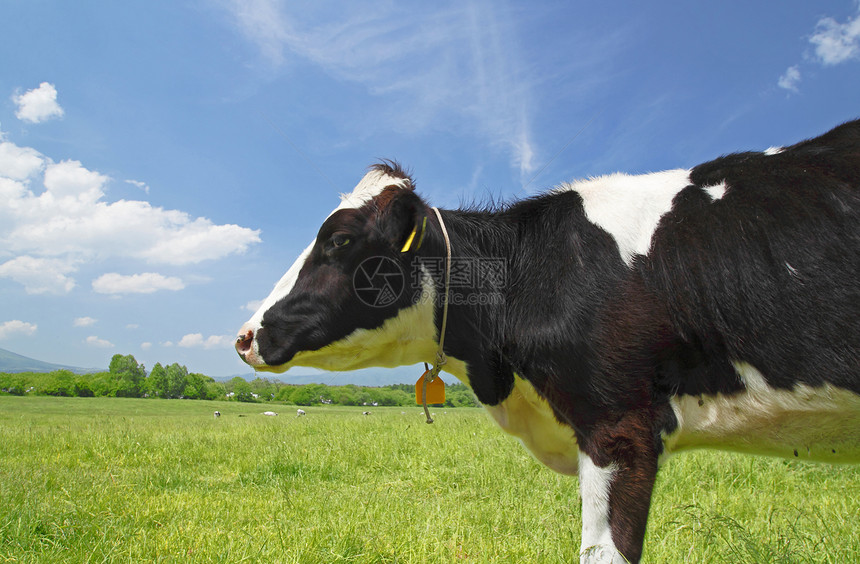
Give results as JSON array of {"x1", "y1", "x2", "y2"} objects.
[
  {"x1": 213, "y1": 411, "x2": 221, "y2": 418},
  {"x1": 262, "y1": 411, "x2": 278, "y2": 416},
  {"x1": 296, "y1": 409, "x2": 306, "y2": 416}
]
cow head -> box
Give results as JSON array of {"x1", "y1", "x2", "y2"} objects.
[{"x1": 235, "y1": 163, "x2": 440, "y2": 373}]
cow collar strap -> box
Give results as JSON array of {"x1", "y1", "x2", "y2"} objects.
[{"x1": 421, "y1": 206, "x2": 451, "y2": 424}]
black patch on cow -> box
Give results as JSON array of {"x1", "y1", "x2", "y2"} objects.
[
  {"x1": 643, "y1": 119, "x2": 860, "y2": 394},
  {"x1": 419, "y1": 191, "x2": 630, "y2": 410}
]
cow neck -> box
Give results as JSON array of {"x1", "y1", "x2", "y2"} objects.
[{"x1": 421, "y1": 206, "x2": 452, "y2": 424}]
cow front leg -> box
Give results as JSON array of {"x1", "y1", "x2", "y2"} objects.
[{"x1": 578, "y1": 447, "x2": 658, "y2": 564}]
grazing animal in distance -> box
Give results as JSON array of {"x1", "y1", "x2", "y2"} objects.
[
  {"x1": 297, "y1": 409, "x2": 306, "y2": 416},
  {"x1": 213, "y1": 411, "x2": 221, "y2": 418},
  {"x1": 262, "y1": 411, "x2": 278, "y2": 417},
  {"x1": 235, "y1": 120, "x2": 860, "y2": 563}
]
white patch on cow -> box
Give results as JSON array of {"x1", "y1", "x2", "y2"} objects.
[
  {"x1": 559, "y1": 169, "x2": 691, "y2": 266},
  {"x1": 665, "y1": 362, "x2": 860, "y2": 462},
  {"x1": 703, "y1": 181, "x2": 727, "y2": 201},
  {"x1": 578, "y1": 453, "x2": 623, "y2": 564},
  {"x1": 764, "y1": 146, "x2": 784, "y2": 156},
  {"x1": 484, "y1": 374, "x2": 580, "y2": 475},
  {"x1": 246, "y1": 240, "x2": 315, "y2": 331},
  {"x1": 241, "y1": 168, "x2": 412, "y2": 361}
]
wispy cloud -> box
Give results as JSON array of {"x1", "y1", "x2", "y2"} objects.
[
  {"x1": 779, "y1": 4, "x2": 860, "y2": 92},
  {"x1": 85, "y1": 335, "x2": 114, "y2": 348},
  {"x1": 125, "y1": 179, "x2": 150, "y2": 194},
  {"x1": 178, "y1": 333, "x2": 233, "y2": 350},
  {"x1": 92, "y1": 273, "x2": 185, "y2": 295},
  {"x1": 777, "y1": 65, "x2": 802, "y2": 92},
  {"x1": 218, "y1": 0, "x2": 537, "y2": 177},
  {"x1": 73, "y1": 316, "x2": 97, "y2": 328},
  {"x1": 0, "y1": 320, "x2": 37, "y2": 340},
  {"x1": 810, "y1": 8, "x2": 860, "y2": 65}
]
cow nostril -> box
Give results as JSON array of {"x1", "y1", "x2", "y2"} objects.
[{"x1": 235, "y1": 330, "x2": 254, "y2": 354}]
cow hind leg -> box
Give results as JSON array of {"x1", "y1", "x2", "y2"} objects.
[{"x1": 578, "y1": 439, "x2": 659, "y2": 563}]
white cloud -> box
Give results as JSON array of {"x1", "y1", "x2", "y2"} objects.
[
  {"x1": 92, "y1": 272, "x2": 185, "y2": 295},
  {"x1": 85, "y1": 335, "x2": 114, "y2": 348},
  {"x1": 0, "y1": 320, "x2": 38, "y2": 340},
  {"x1": 810, "y1": 9, "x2": 860, "y2": 65},
  {"x1": 140, "y1": 342, "x2": 152, "y2": 350},
  {"x1": 0, "y1": 141, "x2": 45, "y2": 180},
  {"x1": 0, "y1": 136, "x2": 261, "y2": 293},
  {"x1": 782, "y1": 6, "x2": 860, "y2": 92},
  {"x1": 778, "y1": 65, "x2": 801, "y2": 92},
  {"x1": 43, "y1": 159, "x2": 108, "y2": 201},
  {"x1": 0, "y1": 256, "x2": 77, "y2": 294},
  {"x1": 178, "y1": 333, "x2": 233, "y2": 350},
  {"x1": 73, "y1": 316, "x2": 97, "y2": 327},
  {"x1": 13, "y1": 83, "x2": 65, "y2": 124},
  {"x1": 220, "y1": 0, "x2": 537, "y2": 177},
  {"x1": 244, "y1": 299, "x2": 264, "y2": 312}
]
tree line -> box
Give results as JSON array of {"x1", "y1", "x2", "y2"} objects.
[{"x1": 0, "y1": 353, "x2": 479, "y2": 408}]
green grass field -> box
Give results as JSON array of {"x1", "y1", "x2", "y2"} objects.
[{"x1": 0, "y1": 396, "x2": 857, "y2": 563}]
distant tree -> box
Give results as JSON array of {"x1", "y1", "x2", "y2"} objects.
[
  {"x1": 10, "y1": 376, "x2": 27, "y2": 395},
  {"x1": 250, "y1": 377, "x2": 277, "y2": 401},
  {"x1": 274, "y1": 385, "x2": 295, "y2": 403},
  {"x1": 203, "y1": 381, "x2": 226, "y2": 400},
  {"x1": 109, "y1": 354, "x2": 146, "y2": 397},
  {"x1": 386, "y1": 389, "x2": 412, "y2": 406},
  {"x1": 232, "y1": 379, "x2": 256, "y2": 402},
  {"x1": 445, "y1": 384, "x2": 479, "y2": 407},
  {"x1": 290, "y1": 385, "x2": 324, "y2": 406},
  {"x1": 185, "y1": 372, "x2": 217, "y2": 400},
  {"x1": 166, "y1": 363, "x2": 188, "y2": 399},
  {"x1": 386, "y1": 383, "x2": 415, "y2": 394},
  {"x1": 332, "y1": 385, "x2": 360, "y2": 406},
  {"x1": 226, "y1": 376, "x2": 245, "y2": 394},
  {"x1": 89, "y1": 372, "x2": 116, "y2": 397},
  {"x1": 0, "y1": 373, "x2": 26, "y2": 395},
  {"x1": 146, "y1": 362, "x2": 168, "y2": 398},
  {"x1": 74, "y1": 374, "x2": 95, "y2": 397}
]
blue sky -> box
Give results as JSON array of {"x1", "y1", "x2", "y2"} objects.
[{"x1": 1, "y1": 1, "x2": 858, "y2": 384}]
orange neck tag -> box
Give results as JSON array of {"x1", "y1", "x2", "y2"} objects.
[{"x1": 416, "y1": 370, "x2": 445, "y2": 405}]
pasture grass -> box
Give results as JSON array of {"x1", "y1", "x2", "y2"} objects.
[{"x1": 0, "y1": 396, "x2": 857, "y2": 563}]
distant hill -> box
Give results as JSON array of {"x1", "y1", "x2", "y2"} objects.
[{"x1": 0, "y1": 347, "x2": 103, "y2": 375}]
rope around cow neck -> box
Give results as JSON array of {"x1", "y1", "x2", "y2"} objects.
[{"x1": 422, "y1": 206, "x2": 451, "y2": 424}]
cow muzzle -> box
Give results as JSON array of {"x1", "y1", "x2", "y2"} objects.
[{"x1": 235, "y1": 325, "x2": 262, "y2": 366}]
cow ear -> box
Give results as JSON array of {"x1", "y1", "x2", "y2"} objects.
[{"x1": 379, "y1": 189, "x2": 427, "y2": 253}]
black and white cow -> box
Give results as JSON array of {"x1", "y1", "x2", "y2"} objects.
[{"x1": 236, "y1": 120, "x2": 860, "y2": 563}]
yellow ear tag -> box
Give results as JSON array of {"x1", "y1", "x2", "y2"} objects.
[
  {"x1": 414, "y1": 215, "x2": 427, "y2": 250},
  {"x1": 400, "y1": 216, "x2": 427, "y2": 253},
  {"x1": 415, "y1": 370, "x2": 445, "y2": 405},
  {"x1": 400, "y1": 225, "x2": 418, "y2": 253}
]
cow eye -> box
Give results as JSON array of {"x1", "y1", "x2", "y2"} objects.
[{"x1": 331, "y1": 233, "x2": 351, "y2": 248}]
